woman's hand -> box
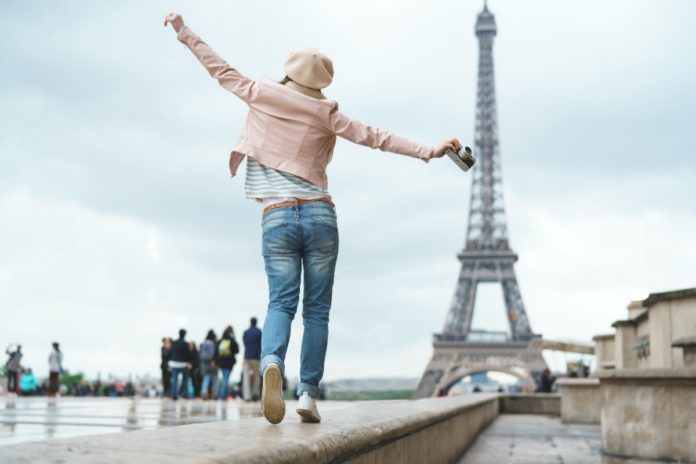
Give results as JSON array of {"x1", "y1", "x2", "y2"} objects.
[
  {"x1": 163, "y1": 12, "x2": 185, "y2": 33},
  {"x1": 431, "y1": 137, "x2": 461, "y2": 158}
]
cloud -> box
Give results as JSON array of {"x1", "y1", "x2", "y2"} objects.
[{"x1": 1, "y1": 0, "x2": 695, "y2": 382}]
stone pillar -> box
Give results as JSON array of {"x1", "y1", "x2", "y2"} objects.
[
  {"x1": 613, "y1": 323, "x2": 637, "y2": 369},
  {"x1": 592, "y1": 334, "x2": 615, "y2": 370}
]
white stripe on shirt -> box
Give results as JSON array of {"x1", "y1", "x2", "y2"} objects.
[{"x1": 245, "y1": 157, "x2": 330, "y2": 202}]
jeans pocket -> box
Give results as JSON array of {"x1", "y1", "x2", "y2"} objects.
[
  {"x1": 310, "y1": 222, "x2": 339, "y2": 256},
  {"x1": 262, "y1": 222, "x2": 292, "y2": 256}
]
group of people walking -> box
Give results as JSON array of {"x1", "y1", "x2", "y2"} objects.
[
  {"x1": 4, "y1": 342, "x2": 64, "y2": 396},
  {"x1": 160, "y1": 318, "x2": 262, "y2": 401}
]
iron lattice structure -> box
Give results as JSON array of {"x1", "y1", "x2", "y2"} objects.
[
  {"x1": 414, "y1": 3, "x2": 546, "y2": 398},
  {"x1": 443, "y1": 3, "x2": 533, "y2": 342}
]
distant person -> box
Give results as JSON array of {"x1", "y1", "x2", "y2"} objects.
[
  {"x1": 537, "y1": 368, "x2": 556, "y2": 393},
  {"x1": 472, "y1": 386, "x2": 482, "y2": 393},
  {"x1": 216, "y1": 326, "x2": 240, "y2": 400},
  {"x1": 164, "y1": 12, "x2": 459, "y2": 425},
  {"x1": 19, "y1": 368, "x2": 37, "y2": 395},
  {"x1": 199, "y1": 330, "x2": 218, "y2": 400},
  {"x1": 4, "y1": 344, "x2": 22, "y2": 395},
  {"x1": 48, "y1": 342, "x2": 63, "y2": 397},
  {"x1": 243, "y1": 317, "x2": 262, "y2": 402},
  {"x1": 188, "y1": 341, "x2": 201, "y2": 398},
  {"x1": 160, "y1": 337, "x2": 172, "y2": 395},
  {"x1": 168, "y1": 329, "x2": 192, "y2": 400}
]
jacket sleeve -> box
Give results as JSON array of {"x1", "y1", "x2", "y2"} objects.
[
  {"x1": 329, "y1": 109, "x2": 433, "y2": 162},
  {"x1": 176, "y1": 26, "x2": 257, "y2": 103}
]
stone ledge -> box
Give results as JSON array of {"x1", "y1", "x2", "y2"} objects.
[
  {"x1": 596, "y1": 368, "x2": 696, "y2": 381},
  {"x1": 556, "y1": 377, "x2": 599, "y2": 386},
  {"x1": 672, "y1": 335, "x2": 696, "y2": 347},
  {"x1": 499, "y1": 394, "x2": 560, "y2": 415},
  {"x1": 2, "y1": 394, "x2": 500, "y2": 464}
]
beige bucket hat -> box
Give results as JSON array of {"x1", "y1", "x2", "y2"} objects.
[{"x1": 283, "y1": 48, "x2": 334, "y2": 99}]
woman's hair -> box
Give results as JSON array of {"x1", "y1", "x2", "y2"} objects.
[
  {"x1": 206, "y1": 329, "x2": 216, "y2": 341},
  {"x1": 223, "y1": 325, "x2": 234, "y2": 337}
]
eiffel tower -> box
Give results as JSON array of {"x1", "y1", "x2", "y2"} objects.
[{"x1": 414, "y1": 2, "x2": 547, "y2": 398}]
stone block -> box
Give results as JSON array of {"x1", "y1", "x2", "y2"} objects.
[
  {"x1": 556, "y1": 378, "x2": 600, "y2": 424},
  {"x1": 597, "y1": 368, "x2": 696, "y2": 462},
  {"x1": 499, "y1": 394, "x2": 560, "y2": 415}
]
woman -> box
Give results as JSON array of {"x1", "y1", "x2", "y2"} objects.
[
  {"x1": 187, "y1": 341, "x2": 201, "y2": 398},
  {"x1": 160, "y1": 337, "x2": 172, "y2": 396},
  {"x1": 216, "y1": 326, "x2": 239, "y2": 400},
  {"x1": 48, "y1": 342, "x2": 63, "y2": 397},
  {"x1": 164, "y1": 12, "x2": 459, "y2": 424},
  {"x1": 199, "y1": 330, "x2": 218, "y2": 400},
  {"x1": 5, "y1": 344, "x2": 22, "y2": 395}
]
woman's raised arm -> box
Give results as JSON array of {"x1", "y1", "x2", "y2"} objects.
[
  {"x1": 164, "y1": 13, "x2": 257, "y2": 103},
  {"x1": 329, "y1": 109, "x2": 459, "y2": 161}
]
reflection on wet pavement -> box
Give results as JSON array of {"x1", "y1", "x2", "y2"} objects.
[{"x1": 0, "y1": 395, "x2": 266, "y2": 446}]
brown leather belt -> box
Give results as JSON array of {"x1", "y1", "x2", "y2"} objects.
[{"x1": 262, "y1": 196, "x2": 335, "y2": 215}]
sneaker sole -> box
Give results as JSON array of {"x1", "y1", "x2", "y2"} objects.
[
  {"x1": 296, "y1": 407, "x2": 320, "y2": 423},
  {"x1": 262, "y1": 365, "x2": 285, "y2": 424}
]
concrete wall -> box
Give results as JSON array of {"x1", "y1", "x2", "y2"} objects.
[
  {"x1": 556, "y1": 378, "x2": 600, "y2": 424},
  {"x1": 499, "y1": 394, "x2": 560, "y2": 416},
  {"x1": 2, "y1": 395, "x2": 501, "y2": 464},
  {"x1": 666, "y1": 298, "x2": 696, "y2": 367},
  {"x1": 649, "y1": 304, "x2": 673, "y2": 368},
  {"x1": 632, "y1": 298, "x2": 696, "y2": 370},
  {"x1": 611, "y1": 292, "x2": 696, "y2": 371},
  {"x1": 346, "y1": 398, "x2": 498, "y2": 464},
  {"x1": 593, "y1": 335, "x2": 615, "y2": 369},
  {"x1": 671, "y1": 297, "x2": 696, "y2": 340},
  {"x1": 598, "y1": 368, "x2": 696, "y2": 462},
  {"x1": 614, "y1": 324, "x2": 638, "y2": 369}
]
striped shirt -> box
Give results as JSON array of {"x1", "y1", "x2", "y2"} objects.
[{"x1": 245, "y1": 157, "x2": 330, "y2": 202}]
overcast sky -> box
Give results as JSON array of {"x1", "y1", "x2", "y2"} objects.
[{"x1": 1, "y1": 0, "x2": 695, "y2": 382}]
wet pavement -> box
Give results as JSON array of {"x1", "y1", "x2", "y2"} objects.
[
  {"x1": 458, "y1": 414, "x2": 677, "y2": 464},
  {"x1": 0, "y1": 395, "x2": 270, "y2": 446}
]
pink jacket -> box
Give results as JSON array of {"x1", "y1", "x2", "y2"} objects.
[{"x1": 177, "y1": 26, "x2": 434, "y2": 190}]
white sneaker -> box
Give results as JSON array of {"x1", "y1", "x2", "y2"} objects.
[
  {"x1": 261, "y1": 363, "x2": 285, "y2": 424},
  {"x1": 296, "y1": 392, "x2": 321, "y2": 423}
]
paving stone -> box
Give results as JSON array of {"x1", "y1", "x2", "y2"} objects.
[{"x1": 458, "y1": 414, "x2": 687, "y2": 464}]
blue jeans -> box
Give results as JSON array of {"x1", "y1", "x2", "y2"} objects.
[
  {"x1": 218, "y1": 367, "x2": 232, "y2": 399},
  {"x1": 170, "y1": 367, "x2": 189, "y2": 399},
  {"x1": 259, "y1": 200, "x2": 339, "y2": 399},
  {"x1": 200, "y1": 362, "x2": 218, "y2": 399}
]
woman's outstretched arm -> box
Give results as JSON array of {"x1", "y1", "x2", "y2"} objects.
[
  {"x1": 330, "y1": 109, "x2": 459, "y2": 161},
  {"x1": 164, "y1": 13, "x2": 257, "y2": 103}
]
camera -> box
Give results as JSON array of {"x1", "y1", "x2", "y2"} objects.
[{"x1": 446, "y1": 145, "x2": 476, "y2": 172}]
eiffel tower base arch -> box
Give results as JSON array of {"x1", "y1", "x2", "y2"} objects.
[{"x1": 413, "y1": 340, "x2": 548, "y2": 398}]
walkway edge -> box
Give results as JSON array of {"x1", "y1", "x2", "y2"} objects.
[{"x1": 2, "y1": 394, "x2": 500, "y2": 464}]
